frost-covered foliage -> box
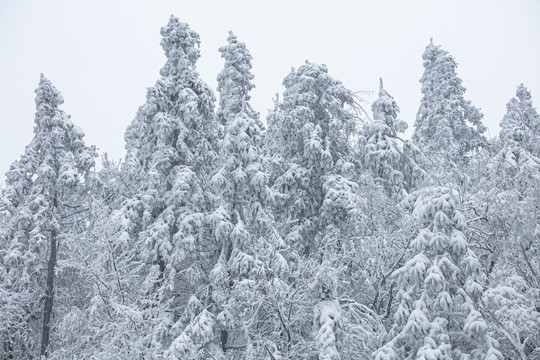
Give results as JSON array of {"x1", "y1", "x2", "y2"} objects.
[
  {"x1": 499, "y1": 84, "x2": 540, "y2": 156},
  {"x1": 47, "y1": 158, "x2": 156, "y2": 359},
  {"x1": 374, "y1": 187, "x2": 502, "y2": 359},
  {"x1": 0, "y1": 75, "x2": 96, "y2": 358},
  {"x1": 493, "y1": 84, "x2": 540, "y2": 186},
  {"x1": 266, "y1": 61, "x2": 360, "y2": 256},
  {"x1": 166, "y1": 308, "x2": 216, "y2": 359},
  {"x1": 88, "y1": 16, "x2": 220, "y2": 357},
  {"x1": 2, "y1": 17, "x2": 540, "y2": 360},
  {"x1": 364, "y1": 79, "x2": 412, "y2": 196},
  {"x1": 208, "y1": 31, "x2": 277, "y2": 356},
  {"x1": 313, "y1": 265, "x2": 342, "y2": 360},
  {"x1": 264, "y1": 61, "x2": 372, "y2": 359},
  {"x1": 485, "y1": 85, "x2": 540, "y2": 209},
  {"x1": 124, "y1": 16, "x2": 217, "y2": 176},
  {"x1": 413, "y1": 40, "x2": 487, "y2": 174},
  {"x1": 216, "y1": 31, "x2": 260, "y2": 126},
  {"x1": 469, "y1": 85, "x2": 540, "y2": 358}
]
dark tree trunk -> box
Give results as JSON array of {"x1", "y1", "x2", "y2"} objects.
[
  {"x1": 40, "y1": 231, "x2": 57, "y2": 358},
  {"x1": 221, "y1": 329, "x2": 228, "y2": 352},
  {"x1": 3, "y1": 337, "x2": 14, "y2": 359}
]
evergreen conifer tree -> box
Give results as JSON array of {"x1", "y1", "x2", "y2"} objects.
[
  {"x1": 364, "y1": 78, "x2": 410, "y2": 197},
  {"x1": 499, "y1": 84, "x2": 540, "y2": 158},
  {"x1": 374, "y1": 187, "x2": 502, "y2": 359},
  {"x1": 413, "y1": 40, "x2": 487, "y2": 173},
  {"x1": 0, "y1": 75, "x2": 95, "y2": 358},
  {"x1": 265, "y1": 61, "x2": 365, "y2": 359},
  {"x1": 265, "y1": 61, "x2": 360, "y2": 257},
  {"x1": 207, "y1": 31, "x2": 276, "y2": 357},
  {"x1": 112, "y1": 16, "x2": 219, "y2": 357},
  {"x1": 474, "y1": 85, "x2": 540, "y2": 358},
  {"x1": 216, "y1": 31, "x2": 261, "y2": 127}
]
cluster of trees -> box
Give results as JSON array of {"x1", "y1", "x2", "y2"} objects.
[{"x1": 1, "y1": 16, "x2": 539, "y2": 359}]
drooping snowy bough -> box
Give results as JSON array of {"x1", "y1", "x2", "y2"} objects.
[{"x1": 374, "y1": 186, "x2": 502, "y2": 359}]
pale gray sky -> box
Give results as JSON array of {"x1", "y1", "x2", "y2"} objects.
[{"x1": 1, "y1": 0, "x2": 539, "y2": 181}]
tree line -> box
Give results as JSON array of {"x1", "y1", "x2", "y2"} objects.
[{"x1": 1, "y1": 15, "x2": 539, "y2": 360}]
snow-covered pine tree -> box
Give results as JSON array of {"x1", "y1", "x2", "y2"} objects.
[
  {"x1": 374, "y1": 187, "x2": 502, "y2": 359},
  {"x1": 265, "y1": 61, "x2": 367, "y2": 359},
  {"x1": 499, "y1": 84, "x2": 540, "y2": 158},
  {"x1": 110, "y1": 16, "x2": 219, "y2": 357},
  {"x1": 265, "y1": 61, "x2": 360, "y2": 257},
  {"x1": 205, "y1": 31, "x2": 277, "y2": 358},
  {"x1": 471, "y1": 85, "x2": 540, "y2": 358},
  {"x1": 216, "y1": 31, "x2": 261, "y2": 127},
  {"x1": 413, "y1": 40, "x2": 487, "y2": 178},
  {"x1": 486, "y1": 84, "x2": 540, "y2": 200},
  {"x1": 360, "y1": 80, "x2": 429, "y2": 357},
  {"x1": 364, "y1": 78, "x2": 410, "y2": 197},
  {"x1": 0, "y1": 75, "x2": 95, "y2": 358}
]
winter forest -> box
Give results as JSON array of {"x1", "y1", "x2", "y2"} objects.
[{"x1": 1, "y1": 15, "x2": 540, "y2": 359}]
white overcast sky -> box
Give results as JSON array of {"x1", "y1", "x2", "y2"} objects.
[{"x1": 1, "y1": 0, "x2": 539, "y2": 181}]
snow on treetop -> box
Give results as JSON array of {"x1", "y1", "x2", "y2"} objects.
[
  {"x1": 35, "y1": 74, "x2": 64, "y2": 108},
  {"x1": 159, "y1": 15, "x2": 201, "y2": 76}
]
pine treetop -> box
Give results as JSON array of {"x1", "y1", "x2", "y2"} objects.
[
  {"x1": 159, "y1": 15, "x2": 201, "y2": 77},
  {"x1": 413, "y1": 41, "x2": 486, "y2": 163}
]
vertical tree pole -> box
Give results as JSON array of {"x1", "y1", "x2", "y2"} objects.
[{"x1": 40, "y1": 230, "x2": 57, "y2": 358}]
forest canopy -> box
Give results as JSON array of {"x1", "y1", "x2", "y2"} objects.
[{"x1": 1, "y1": 15, "x2": 539, "y2": 360}]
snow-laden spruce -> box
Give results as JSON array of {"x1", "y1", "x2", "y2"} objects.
[
  {"x1": 487, "y1": 84, "x2": 540, "y2": 196},
  {"x1": 96, "y1": 16, "x2": 220, "y2": 357},
  {"x1": 413, "y1": 40, "x2": 487, "y2": 177},
  {"x1": 2, "y1": 17, "x2": 539, "y2": 360},
  {"x1": 0, "y1": 75, "x2": 95, "y2": 359},
  {"x1": 266, "y1": 61, "x2": 361, "y2": 257},
  {"x1": 216, "y1": 31, "x2": 261, "y2": 127},
  {"x1": 499, "y1": 84, "x2": 540, "y2": 158},
  {"x1": 473, "y1": 84, "x2": 540, "y2": 358},
  {"x1": 265, "y1": 61, "x2": 369, "y2": 359},
  {"x1": 206, "y1": 31, "x2": 280, "y2": 358},
  {"x1": 363, "y1": 78, "x2": 412, "y2": 197},
  {"x1": 374, "y1": 187, "x2": 502, "y2": 359}
]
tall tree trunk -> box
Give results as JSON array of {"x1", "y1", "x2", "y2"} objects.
[
  {"x1": 40, "y1": 231, "x2": 57, "y2": 358},
  {"x1": 3, "y1": 337, "x2": 14, "y2": 359}
]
